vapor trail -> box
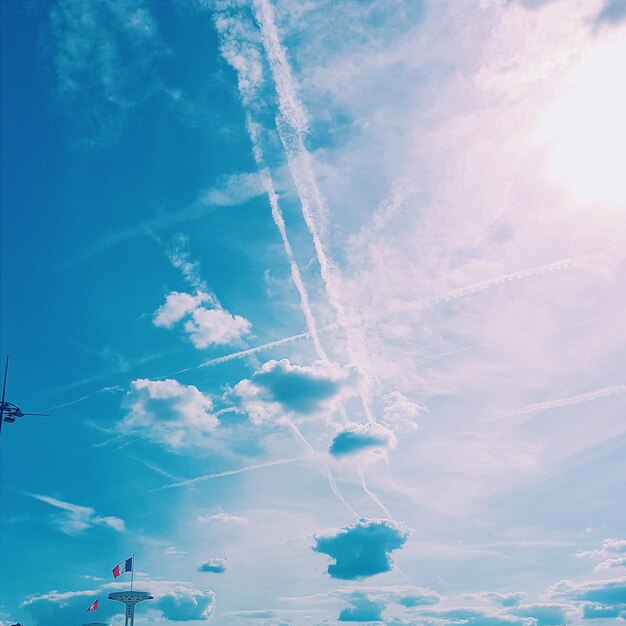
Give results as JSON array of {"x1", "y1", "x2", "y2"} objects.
[
  {"x1": 214, "y1": 1, "x2": 379, "y2": 517},
  {"x1": 434, "y1": 254, "x2": 596, "y2": 304},
  {"x1": 286, "y1": 421, "x2": 359, "y2": 518},
  {"x1": 45, "y1": 385, "x2": 124, "y2": 411},
  {"x1": 154, "y1": 457, "x2": 302, "y2": 491},
  {"x1": 170, "y1": 329, "x2": 317, "y2": 375},
  {"x1": 252, "y1": 0, "x2": 375, "y2": 422},
  {"x1": 483, "y1": 384, "x2": 626, "y2": 422},
  {"x1": 358, "y1": 463, "x2": 392, "y2": 518}
]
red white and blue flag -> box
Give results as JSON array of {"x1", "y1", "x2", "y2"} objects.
[
  {"x1": 112, "y1": 556, "x2": 133, "y2": 578},
  {"x1": 86, "y1": 599, "x2": 99, "y2": 612}
]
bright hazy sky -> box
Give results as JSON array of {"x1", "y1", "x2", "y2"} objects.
[{"x1": 1, "y1": 1, "x2": 626, "y2": 626}]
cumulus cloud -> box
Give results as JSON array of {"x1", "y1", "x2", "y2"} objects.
[
  {"x1": 329, "y1": 423, "x2": 396, "y2": 458},
  {"x1": 313, "y1": 518, "x2": 410, "y2": 580},
  {"x1": 23, "y1": 581, "x2": 215, "y2": 625},
  {"x1": 30, "y1": 494, "x2": 125, "y2": 535},
  {"x1": 184, "y1": 307, "x2": 252, "y2": 349},
  {"x1": 575, "y1": 538, "x2": 626, "y2": 571},
  {"x1": 119, "y1": 378, "x2": 218, "y2": 448},
  {"x1": 510, "y1": 603, "x2": 568, "y2": 626},
  {"x1": 480, "y1": 592, "x2": 528, "y2": 607},
  {"x1": 153, "y1": 291, "x2": 210, "y2": 328},
  {"x1": 233, "y1": 359, "x2": 361, "y2": 423},
  {"x1": 582, "y1": 603, "x2": 621, "y2": 618},
  {"x1": 156, "y1": 587, "x2": 216, "y2": 621},
  {"x1": 338, "y1": 592, "x2": 385, "y2": 622},
  {"x1": 380, "y1": 391, "x2": 424, "y2": 432},
  {"x1": 549, "y1": 576, "x2": 626, "y2": 616},
  {"x1": 23, "y1": 589, "x2": 114, "y2": 626},
  {"x1": 153, "y1": 289, "x2": 251, "y2": 349},
  {"x1": 420, "y1": 607, "x2": 536, "y2": 626},
  {"x1": 595, "y1": 557, "x2": 626, "y2": 570},
  {"x1": 198, "y1": 556, "x2": 230, "y2": 573},
  {"x1": 197, "y1": 512, "x2": 249, "y2": 525}
]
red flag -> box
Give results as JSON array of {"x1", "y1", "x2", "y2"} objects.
[{"x1": 86, "y1": 599, "x2": 99, "y2": 612}]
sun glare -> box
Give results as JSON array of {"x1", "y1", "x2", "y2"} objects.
[{"x1": 537, "y1": 35, "x2": 626, "y2": 206}]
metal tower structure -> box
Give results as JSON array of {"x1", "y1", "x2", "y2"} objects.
[{"x1": 108, "y1": 591, "x2": 153, "y2": 626}]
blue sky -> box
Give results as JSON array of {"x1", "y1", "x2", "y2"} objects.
[{"x1": 1, "y1": 0, "x2": 626, "y2": 625}]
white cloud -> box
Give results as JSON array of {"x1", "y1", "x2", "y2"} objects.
[
  {"x1": 23, "y1": 580, "x2": 215, "y2": 625},
  {"x1": 198, "y1": 555, "x2": 231, "y2": 573},
  {"x1": 198, "y1": 512, "x2": 249, "y2": 525},
  {"x1": 380, "y1": 391, "x2": 424, "y2": 432},
  {"x1": 575, "y1": 538, "x2": 626, "y2": 570},
  {"x1": 30, "y1": 494, "x2": 125, "y2": 535},
  {"x1": 202, "y1": 171, "x2": 265, "y2": 206},
  {"x1": 154, "y1": 238, "x2": 252, "y2": 348},
  {"x1": 119, "y1": 378, "x2": 218, "y2": 448},
  {"x1": 153, "y1": 291, "x2": 210, "y2": 328},
  {"x1": 184, "y1": 307, "x2": 252, "y2": 349}
]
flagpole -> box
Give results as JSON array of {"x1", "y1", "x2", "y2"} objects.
[{"x1": 131, "y1": 553, "x2": 134, "y2": 591}]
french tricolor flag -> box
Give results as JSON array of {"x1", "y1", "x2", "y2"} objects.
[{"x1": 112, "y1": 556, "x2": 133, "y2": 578}]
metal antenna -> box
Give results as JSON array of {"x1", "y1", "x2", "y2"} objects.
[
  {"x1": 0, "y1": 355, "x2": 9, "y2": 438},
  {"x1": 0, "y1": 355, "x2": 48, "y2": 441}
]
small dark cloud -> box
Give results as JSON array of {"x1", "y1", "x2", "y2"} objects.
[
  {"x1": 329, "y1": 423, "x2": 395, "y2": 457},
  {"x1": 233, "y1": 360, "x2": 360, "y2": 423},
  {"x1": 251, "y1": 360, "x2": 357, "y2": 413},
  {"x1": 338, "y1": 593, "x2": 385, "y2": 622},
  {"x1": 398, "y1": 591, "x2": 439, "y2": 608},
  {"x1": 313, "y1": 518, "x2": 409, "y2": 580},
  {"x1": 595, "y1": 0, "x2": 626, "y2": 26},
  {"x1": 198, "y1": 555, "x2": 230, "y2": 573}
]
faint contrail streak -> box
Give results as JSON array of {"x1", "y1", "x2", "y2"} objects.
[
  {"x1": 170, "y1": 329, "x2": 317, "y2": 375},
  {"x1": 154, "y1": 457, "x2": 303, "y2": 491},
  {"x1": 434, "y1": 254, "x2": 596, "y2": 304},
  {"x1": 215, "y1": 1, "x2": 380, "y2": 518},
  {"x1": 130, "y1": 456, "x2": 183, "y2": 482},
  {"x1": 250, "y1": 0, "x2": 406, "y2": 518},
  {"x1": 213, "y1": 5, "x2": 364, "y2": 517},
  {"x1": 483, "y1": 384, "x2": 626, "y2": 422},
  {"x1": 358, "y1": 463, "x2": 392, "y2": 518},
  {"x1": 45, "y1": 385, "x2": 124, "y2": 411},
  {"x1": 286, "y1": 421, "x2": 359, "y2": 517},
  {"x1": 252, "y1": 0, "x2": 375, "y2": 423},
  {"x1": 388, "y1": 254, "x2": 599, "y2": 317}
]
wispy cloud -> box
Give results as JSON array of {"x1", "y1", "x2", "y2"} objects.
[
  {"x1": 48, "y1": 0, "x2": 167, "y2": 146},
  {"x1": 29, "y1": 494, "x2": 125, "y2": 535}
]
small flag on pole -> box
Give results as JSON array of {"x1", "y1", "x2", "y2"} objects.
[
  {"x1": 112, "y1": 556, "x2": 133, "y2": 578},
  {"x1": 86, "y1": 599, "x2": 99, "y2": 612}
]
